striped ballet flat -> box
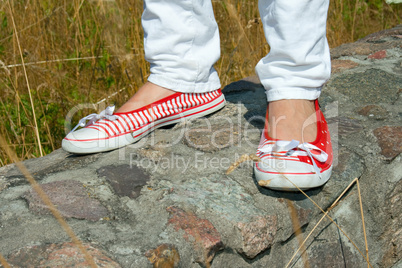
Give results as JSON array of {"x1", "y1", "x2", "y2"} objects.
[{"x1": 62, "y1": 89, "x2": 226, "y2": 154}]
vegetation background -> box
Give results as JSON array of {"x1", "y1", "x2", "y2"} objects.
[{"x1": 0, "y1": 0, "x2": 400, "y2": 166}]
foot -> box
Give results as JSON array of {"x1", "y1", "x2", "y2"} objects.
[
  {"x1": 267, "y1": 99, "x2": 317, "y2": 142},
  {"x1": 116, "y1": 82, "x2": 176, "y2": 113},
  {"x1": 255, "y1": 99, "x2": 333, "y2": 191},
  {"x1": 62, "y1": 87, "x2": 226, "y2": 154}
]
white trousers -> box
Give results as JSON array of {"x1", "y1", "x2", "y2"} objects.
[{"x1": 142, "y1": 0, "x2": 331, "y2": 102}]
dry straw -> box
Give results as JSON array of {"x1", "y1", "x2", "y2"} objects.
[
  {"x1": 0, "y1": 133, "x2": 97, "y2": 267},
  {"x1": 0, "y1": 253, "x2": 10, "y2": 268},
  {"x1": 227, "y1": 156, "x2": 372, "y2": 267},
  {"x1": 6, "y1": 0, "x2": 43, "y2": 157},
  {"x1": 285, "y1": 178, "x2": 371, "y2": 268}
]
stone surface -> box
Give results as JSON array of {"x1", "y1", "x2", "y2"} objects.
[
  {"x1": 0, "y1": 176, "x2": 9, "y2": 192},
  {"x1": 357, "y1": 104, "x2": 389, "y2": 120},
  {"x1": 145, "y1": 244, "x2": 180, "y2": 268},
  {"x1": 327, "y1": 117, "x2": 363, "y2": 137},
  {"x1": 7, "y1": 242, "x2": 120, "y2": 267},
  {"x1": 373, "y1": 126, "x2": 402, "y2": 159},
  {"x1": 97, "y1": 164, "x2": 150, "y2": 199},
  {"x1": 333, "y1": 147, "x2": 364, "y2": 178},
  {"x1": 330, "y1": 25, "x2": 402, "y2": 59},
  {"x1": 183, "y1": 123, "x2": 242, "y2": 152},
  {"x1": 23, "y1": 180, "x2": 108, "y2": 221},
  {"x1": 330, "y1": 42, "x2": 373, "y2": 59},
  {"x1": 161, "y1": 176, "x2": 262, "y2": 223},
  {"x1": 328, "y1": 68, "x2": 401, "y2": 105},
  {"x1": 0, "y1": 149, "x2": 69, "y2": 179},
  {"x1": 359, "y1": 24, "x2": 402, "y2": 42},
  {"x1": 236, "y1": 215, "x2": 277, "y2": 259},
  {"x1": 331, "y1": 59, "x2": 359, "y2": 73},
  {"x1": 381, "y1": 180, "x2": 402, "y2": 268},
  {"x1": 368, "y1": 49, "x2": 387, "y2": 59},
  {"x1": 166, "y1": 206, "x2": 224, "y2": 265},
  {"x1": 294, "y1": 207, "x2": 312, "y2": 229},
  {"x1": 307, "y1": 241, "x2": 361, "y2": 268},
  {"x1": 138, "y1": 141, "x2": 169, "y2": 162}
]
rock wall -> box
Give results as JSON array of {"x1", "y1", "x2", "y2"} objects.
[{"x1": 0, "y1": 25, "x2": 401, "y2": 268}]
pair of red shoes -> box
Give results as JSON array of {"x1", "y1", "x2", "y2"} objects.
[{"x1": 62, "y1": 89, "x2": 333, "y2": 191}]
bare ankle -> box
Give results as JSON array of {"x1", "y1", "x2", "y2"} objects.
[
  {"x1": 267, "y1": 99, "x2": 317, "y2": 142},
  {"x1": 116, "y1": 82, "x2": 176, "y2": 113}
]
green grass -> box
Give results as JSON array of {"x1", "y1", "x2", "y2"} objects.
[{"x1": 0, "y1": 0, "x2": 400, "y2": 166}]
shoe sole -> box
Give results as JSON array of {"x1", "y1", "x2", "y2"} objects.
[
  {"x1": 254, "y1": 164, "x2": 332, "y2": 191},
  {"x1": 62, "y1": 94, "x2": 226, "y2": 154}
]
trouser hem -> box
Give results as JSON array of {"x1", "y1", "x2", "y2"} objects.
[
  {"x1": 266, "y1": 87, "x2": 322, "y2": 102},
  {"x1": 148, "y1": 74, "x2": 221, "y2": 93}
]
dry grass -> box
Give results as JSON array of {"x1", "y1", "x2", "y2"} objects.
[
  {"x1": 227, "y1": 153, "x2": 372, "y2": 266},
  {"x1": 0, "y1": 0, "x2": 400, "y2": 165}
]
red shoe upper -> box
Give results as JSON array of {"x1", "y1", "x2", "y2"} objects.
[{"x1": 256, "y1": 100, "x2": 333, "y2": 175}]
